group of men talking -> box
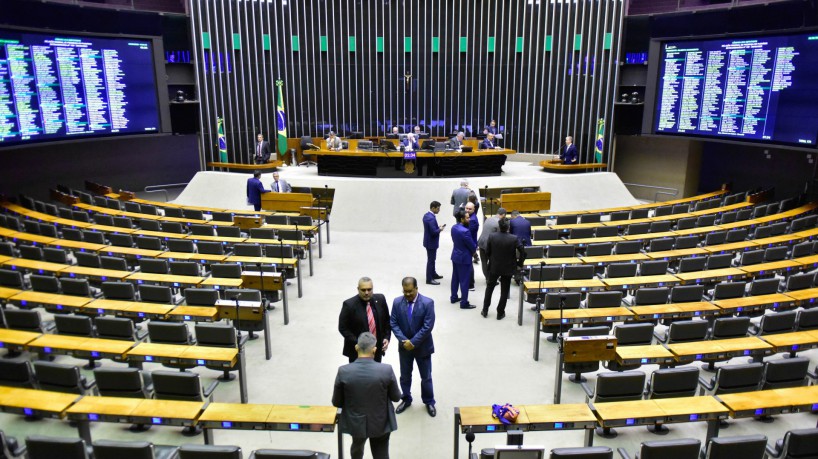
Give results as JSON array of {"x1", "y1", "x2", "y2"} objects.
[{"x1": 245, "y1": 170, "x2": 292, "y2": 211}]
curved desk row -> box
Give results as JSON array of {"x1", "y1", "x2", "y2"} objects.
[{"x1": 310, "y1": 148, "x2": 514, "y2": 177}]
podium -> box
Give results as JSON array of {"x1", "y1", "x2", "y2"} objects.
[
  {"x1": 233, "y1": 215, "x2": 263, "y2": 230},
  {"x1": 499, "y1": 192, "x2": 551, "y2": 213}
]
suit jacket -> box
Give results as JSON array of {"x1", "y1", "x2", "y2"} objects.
[
  {"x1": 246, "y1": 177, "x2": 268, "y2": 206},
  {"x1": 477, "y1": 216, "x2": 501, "y2": 250},
  {"x1": 450, "y1": 187, "x2": 471, "y2": 217},
  {"x1": 422, "y1": 211, "x2": 442, "y2": 249},
  {"x1": 339, "y1": 293, "x2": 391, "y2": 360},
  {"x1": 485, "y1": 125, "x2": 498, "y2": 135},
  {"x1": 327, "y1": 137, "x2": 342, "y2": 151},
  {"x1": 479, "y1": 138, "x2": 496, "y2": 150},
  {"x1": 449, "y1": 137, "x2": 463, "y2": 149},
  {"x1": 332, "y1": 358, "x2": 401, "y2": 438},
  {"x1": 468, "y1": 213, "x2": 479, "y2": 244},
  {"x1": 509, "y1": 216, "x2": 532, "y2": 246},
  {"x1": 400, "y1": 138, "x2": 420, "y2": 151},
  {"x1": 486, "y1": 232, "x2": 526, "y2": 276},
  {"x1": 563, "y1": 143, "x2": 578, "y2": 164},
  {"x1": 390, "y1": 293, "x2": 435, "y2": 357},
  {"x1": 270, "y1": 179, "x2": 291, "y2": 193},
  {"x1": 451, "y1": 223, "x2": 477, "y2": 264},
  {"x1": 254, "y1": 140, "x2": 272, "y2": 163}
]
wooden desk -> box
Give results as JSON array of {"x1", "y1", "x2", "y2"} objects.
[
  {"x1": 668, "y1": 336, "x2": 773, "y2": 364},
  {"x1": 125, "y1": 271, "x2": 205, "y2": 288},
  {"x1": 199, "y1": 277, "x2": 244, "y2": 288},
  {"x1": 0, "y1": 285, "x2": 23, "y2": 300},
  {"x1": 8, "y1": 290, "x2": 92, "y2": 313},
  {"x1": 628, "y1": 301, "x2": 720, "y2": 321},
  {"x1": 5, "y1": 231, "x2": 57, "y2": 245},
  {"x1": 0, "y1": 386, "x2": 79, "y2": 419},
  {"x1": 456, "y1": 405, "x2": 531, "y2": 433},
  {"x1": 784, "y1": 287, "x2": 818, "y2": 308},
  {"x1": 675, "y1": 268, "x2": 747, "y2": 285},
  {"x1": 759, "y1": 330, "x2": 818, "y2": 355},
  {"x1": 539, "y1": 307, "x2": 633, "y2": 326},
  {"x1": 580, "y1": 254, "x2": 650, "y2": 265},
  {"x1": 593, "y1": 399, "x2": 666, "y2": 428},
  {"x1": 27, "y1": 334, "x2": 135, "y2": 361},
  {"x1": 646, "y1": 248, "x2": 709, "y2": 261},
  {"x1": 739, "y1": 260, "x2": 804, "y2": 277},
  {"x1": 0, "y1": 328, "x2": 42, "y2": 352},
  {"x1": 224, "y1": 255, "x2": 302, "y2": 298},
  {"x1": 157, "y1": 251, "x2": 229, "y2": 263},
  {"x1": 60, "y1": 265, "x2": 132, "y2": 282},
  {"x1": 702, "y1": 240, "x2": 759, "y2": 254},
  {"x1": 246, "y1": 237, "x2": 314, "y2": 276},
  {"x1": 200, "y1": 403, "x2": 338, "y2": 453},
  {"x1": 717, "y1": 386, "x2": 818, "y2": 418},
  {"x1": 97, "y1": 246, "x2": 163, "y2": 259},
  {"x1": 86, "y1": 224, "x2": 136, "y2": 234},
  {"x1": 85, "y1": 298, "x2": 174, "y2": 320},
  {"x1": 1, "y1": 257, "x2": 68, "y2": 275},
  {"x1": 47, "y1": 239, "x2": 107, "y2": 252},
  {"x1": 166, "y1": 305, "x2": 219, "y2": 322},
  {"x1": 523, "y1": 257, "x2": 582, "y2": 267},
  {"x1": 615, "y1": 345, "x2": 675, "y2": 366},
  {"x1": 714, "y1": 293, "x2": 797, "y2": 315},
  {"x1": 601, "y1": 275, "x2": 680, "y2": 290}
]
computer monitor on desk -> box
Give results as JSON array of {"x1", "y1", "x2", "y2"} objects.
[{"x1": 380, "y1": 139, "x2": 398, "y2": 151}]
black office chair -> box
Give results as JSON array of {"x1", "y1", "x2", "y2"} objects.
[
  {"x1": 762, "y1": 357, "x2": 810, "y2": 390},
  {"x1": 656, "y1": 319, "x2": 709, "y2": 344},
  {"x1": 673, "y1": 256, "x2": 706, "y2": 274},
  {"x1": 626, "y1": 287, "x2": 669, "y2": 307},
  {"x1": 0, "y1": 268, "x2": 26, "y2": 289},
  {"x1": 4, "y1": 309, "x2": 55, "y2": 334},
  {"x1": 751, "y1": 311, "x2": 797, "y2": 336},
  {"x1": 639, "y1": 260, "x2": 669, "y2": 276},
  {"x1": 33, "y1": 361, "x2": 96, "y2": 395},
  {"x1": 581, "y1": 371, "x2": 646, "y2": 438},
  {"x1": 101, "y1": 281, "x2": 137, "y2": 301},
  {"x1": 698, "y1": 362, "x2": 764, "y2": 396},
  {"x1": 100, "y1": 255, "x2": 130, "y2": 271},
  {"x1": 706, "y1": 253, "x2": 734, "y2": 270},
  {"x1": 616, "y1": 438, "x2": 701, "y2": 459},
  {"x1": 167, "y1": 238, "x2": 196, "y2": 253},
  {"x1": 198, "y1": 241, "x2": 227, "y2": 255},
  {"x1": 170, "y1": 261, "x2": 201, "y2": 277},
  {"x1": 0, "y1": 429, "x2": 26, "y2": 459},
  {"x1": 0, "y1": 358, "x2": 36, "y2": 388},
  {"x1": 211, "y1": 263, "x2": 243, "y2": 279},
  {"x1": 195, "y1": 323, "x2": 246, "y2": 381},
  {"x1": 614, "y1": 241, "x2": 642, "y2": 255},
  {"x1": 216, "y1": 226, "x2": 242, "y2": 238},
  {"x1": 299, "y1": 135, "x2": 318, "y2": 166},
  {"x1": 184, "y1": 209, "x2": 205, "y2": 220},
  {"x1": 766, "y1": 428, "x2": 818, "y2": 459},
  {"x1": 677, "y1": 217, "x2": 699, "y2": 231},
  {"x1": 704, "y1": 435, "x2": 767, "y2": 459},
  {"x1": 595, "y1": 226, "x2": 620, "y2": 238},
  {"x1": 649, "y1": 221, "x2": 672, "y2": 233},
  {"x1": 139, "y1": 284, "x2": 182, "y2": 305},
  {"x1": 643, "y1": 366, "x2": 700, "y2": 434},
  {"x1": 606, "y1": 323, "x2": 654, "y2": 371},
  {"x1": 563, "y1": 264, "x2": 594, "y2": 280},
  {"x1": 96, "y1": 316, "x2": 148, "y2": 341},
  {"x1": 648, "y1": 238, "x2": 674, "y2": 253},
  {"x1": 605, "y1": 263, "x2": 637, "y2": 279},
  {"x1": 610, "y1": 211, "x2": 630, "y2": 221},
  {"x1": 148, "y1": 322, "x2": 196, "y2": 370},
  {"x1": 586, "y1": 242, "x2": 613, "y2": 257},
  {"x1": 135, "y1": 236, "x2": 163, "y2": 251},
  {"x1": 704, "y1": 231, "x2": 727, "y2": 246},
  {"x1": 178, "y1": 444, "x2": 243, "y2": 459},
  {"x1": 586, "y1": 291, "x2": 624, "y2": 309},
  {"x1": 92, "y1": 440, "x2": 179, "y2": 459},
  {"x1": 540, "y1": 292, "x2": 581, "y2": 341},
  {"x1": 163, "y1": 207, "x2": 185, "y2": 218},
  {"x1": 249, "y1": 450, "x2": 330, "y2": 459},
  {"x1": 139, "y1": 219, "x2": 162, "y2": 231},
  {"x1": 138, "y1": 258, "x2": 169, "y2": 274},
  {"x1": 797, "y1": 308, "x2": 818, "y2": 331},
  {"x1": 94, "y1": 367, "x2": 153, "y2": 398},
  {"x1": 25, "y1": 436, "x2": 90, "y2": 459},
  {"x1": 151, "y1": 370, "x2": 219, "y2": 436}
]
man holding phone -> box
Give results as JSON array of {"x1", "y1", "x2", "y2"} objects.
[{"x1": 423, "y1": 201, "x2": 446, "y2": 285}]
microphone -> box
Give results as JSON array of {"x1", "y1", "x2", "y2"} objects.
[{"x1": 229, "y1": 292, "x2": 243, "y2": 301}]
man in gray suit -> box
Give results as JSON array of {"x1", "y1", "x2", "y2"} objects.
[
  {"x1": 270, "y1": 172, "x2": 292, "y2": 193},
  {"x1": 450, "y1": 179, "x2": 471, "y2": 219},
  {"x1": 333, "y1": 332, "x2": 401, "y2": 459},
  {"x1": 449, "y1": 131, "x2": 465, "y2": 150},
  {"x1": 326, "y1": 131, "x2": 343, "y2": 151},
  {"x1": 477, "y1": 207, "x2": 506, "y2": 280}
]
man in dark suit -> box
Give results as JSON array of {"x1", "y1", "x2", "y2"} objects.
[
  {"x1": 423, "y1": 201, "x2": 446, "y2": 285},
  {"x1": 509, "y1": 210, "x2": 532, "y2": 246},
  {"x1": 561, "y1": 135, "x2": 578, "y2": 164},
  {"x1": 465, "y1": 201, "x2": 479, "y2": 290},
  {"x1": 254, "y1": 134, "x2": 272, "y2": 164},
  {"x1": 450, "y1": 210, "x2": 477, "y2": 309},
  {"x1": 339, "y1": 277, "x2": 391, "y2": 362},
  {"x1": 482, "y1": 218, "x2": 526, "y2": 320},
  {"x1": 480, "y1": 133, "x2": 499, "y2": 150},
  {"x1": 332, "y1": 332, "x2": 401, "y2": 459},
  {"x1": 448, "y1": 131, "x2": 465, "y2": 150},
  {"x1": 246, "y1": 170, "x2": 269, "y2": 212},
  {"x1": 477, "y1": 207, "x2": 506, "y2": 280},
  {"x1": 390, "y1": 277, "x2": 437, "y2": 417}
]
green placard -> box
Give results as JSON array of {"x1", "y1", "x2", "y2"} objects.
[
  {"x1": 202, "y1": 32, "x2": 211, "y2": 50},
  {"x1": 349, "y1": 36, "x2": 356, "y2": 52},
  {"x1": 487, "y1": 36, "x2": 495, "y2": 52},
  {"x1": 545, "y1": 35, "x2": 552, "y2": 52},
  {"x1": 291, "y1": 35, "x2": 300, "y2": 51},
  {"x1": 376, "y1": 37, "x2": 384, "y2": 52},
  {"x1": 320, "y1": 36, "x2": 328, "y2": 52},
  {"x1": 431, "y1": 37, "x2": 440, "y2": 53},
  {"x1": 516, "y1": 37, "x2": 524, "y2": 53},
  {"x1": 459, "y1": 36, "x2": 468, "y2": 52},
  {"x1": 574, "y1": 34, "x2": 582, "y2": 51},
  {"x1": 232, "y1": 33, "x2": 241, "y2": 50},
  {"x1": 404, "y1": 36, "x2": 412, "y2": 53},
  {"x1": 262, "y1": 34, "x2": 270, "y2": 51},
  {"x1": 604, "y1": 32, "x2": 612, "y2": 50}
]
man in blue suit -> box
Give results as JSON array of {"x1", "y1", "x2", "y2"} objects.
[
  {"x1": 466, "y1": 201, "x2": 479, "y2": 290},
  {"x1": 451, "y1": 210, "x2": 477, "y2": 309},
  {"x1": 390, "y1": 277, "x2": 437, "y2": 417},
  {"x1": 561, "y1": 135, "x2": 578, "y2": 164},
  {"x1": 480, "y1": 133, "x2": 499, "y2": 150},
  {"x1": 246, "y1": 170, "x2": 269, "y2": 211},
  {"x1": 422, "y1": 201, "x2": 446, "y2": 285},
  {"x1": 509, "y1": 210, "x2": 532, "y2": 246}
]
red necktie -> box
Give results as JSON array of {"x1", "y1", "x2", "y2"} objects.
[{"x1": 366, "y1": 302, "x2": 377, "y2": 336}]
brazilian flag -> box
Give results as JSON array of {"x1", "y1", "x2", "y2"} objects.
[
  {"x1": 276, "y1": 80, "x2": 287, "y2": 156},
  {"x1": 217, "y1": 117, "x2": 228, "y2": 162},
  {"x1": 594, "y1": 118, "x2": 605, "y2": 163}
]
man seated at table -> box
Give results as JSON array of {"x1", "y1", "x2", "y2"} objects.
[
  {"x1": 480, "y1": 133, "x2": 500, "y2": 150},
  {"x1": 448, "y1": 132, "x2": 465, "y2": 151},
  {"x1": 401, "y1": 133, "x2": 420, "y2": 151},
  {"x1": 386, "y1": 126, "x2": 401, "y2": 139},
  {"x1": 326, "y1": 131, "x2": 343, "y2": 151}
]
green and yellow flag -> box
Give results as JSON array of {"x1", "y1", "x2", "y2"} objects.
[
  {"x1": 594, "y1": 118, "x2": 605, "y2": 163},
  {"x1": 275, "y1": 80, "x2": 287, "y2": 156},
  {"x1": 217, "y1": 117, "x2": 228, "y2": 162}
]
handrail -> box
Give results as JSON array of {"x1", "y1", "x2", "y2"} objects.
[
  {"x1": 623, "y1": 183, "x2": 679, "y2": 203},
  {"x1": 143, "y1": 183, "x2": 188, "y2": 203}
]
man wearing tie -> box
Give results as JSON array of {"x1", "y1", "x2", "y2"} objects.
[
  {"x1": 254, "y1": 133, "x2": 272, "y2": 164},
  {"x1": 327, "y1": 131, "x2": 343, "y2": 151},
  {"x1": 270, "y1": 172, "x2": 291, "y2": 193},
  {"x1": 562, "y1": 135, "x2": 578, "y2": 164},
  {"x1": 246, "y1": 170, "x2": 269, "y2": 212},
  {"x1": 480, "y1": 133, "x2": 498, "y2": 150},
  {"x1": 339, "y1": 277, "x2": 391, "y2": 363},
  {"x1": 423, "y1": 201, "x2": 446, "y2": 285},
  {"x1": 451, "y1": 210, "x2": 477, "y2": 309},
  {"x1": 390, "y1": 277, "x2": 437, "y2": 417}
]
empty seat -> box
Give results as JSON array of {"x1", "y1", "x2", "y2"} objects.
[
  {"x1": 188, "y1": 224, "x2": 215, "y2": 237},
  {"x1": 711, "y1": 316, "x2": 751, "y2": 339},
  {"x1": 648, "y1": 238, "x2": 674, "y2": 253},
  {"x1": 699, "y1": 362, "x2": 763, "y2": 395},
  {"x1": 569, "y1": 228, "x2": 595, "y2": 239},
  {"x1": 768, "y1": 221, "x2": 789, "y2": 236},
  {"x1": 704, "y1": 231, "x2": 727, "y2": 246},
  {"x1": 704, "y1": 435, "x2": 767, "y2": 459},
  {"x1": 61, "y1": 278, "x2": 95, "y2": 297},
  {"x1": 197, "y1": 241, "x2": 226, "y2": 255},
  {"x1": 42, "y1": 247, "x2": 69, "y2": 264},
  {"x1": 534, "y1": 229, "x2": 559, "y2": 241},
  {"x1": 25, "y1": 436, "x2": 90, "y2": 459},
  {"x1": 233, "y1": 244, "x2": 263, "y2": 257},
  {"x1": 607, "y1": 323, "x2": 654, "y2": 371},
  {"x1": 178, "y1": 444, "x2": 243, "y2": 459},
  {"x1": 250, "y1": 450, "x2": 329, "y2": 459},
  {"x1": 797, "y1": 308, "x2": 818, "y2": 330},
  {"x1": 96, "y1": 316, "x2": 146, "y2": 341},
  {"x1": 726, "y1": 228, "x2": 749, "y2": 243},
  {"x1": 112, "y1": 217, "x2": 133, "y2": 229},
  {"x1": 524, "y1": 246, "x2": 544, "y2": 259},
  {"x1": 4, "y1": 309, "x2": 54, "y2": 333},
  {"x1": 595, "y1": 226, "x2": 620, "y2": 237},
  {"x1": 538, "y1": 293, "x2": 581, "y2": 338},
  {"x1": 216, "y1": 226, "x2": 242, "y2": 238},
  {"x1": 639, "y1": 260, "x2": 669, "y2": 276},
  {"x1": 753, "y1": 225, "x2": 774, "y2": 240},
  {"x1": 93, "y1": 214, "x2": 114, "y2": 226},
  {"x1": 139, "y1": 219, "x2": 162, "y2": 231},
  {"x1": 675, "y1": 217, "x2": 696, "y2": 230},
  {"x1": 265, "y1": 214, "x2": 289, "y2": 225},
  {"x1": 581, "y1": 371, "x2": 646, "y2": 438},
  {"x1": 752, "y1": 311, "x2": 797, "y2": 335},
  {"x1": 33, "y1": 361, "x2": 96, "y2": 394},
  {"x1": 784, "y1": 273, "x2": 815, "y2": 291},
  {"x1": 39, "y1": 223, "x2": 58, "y2": 238},
  {"x1": 138, "y1": 258, "x2": 169, "y2": 274},
  {"x1": 161, "y1": 222, "x2": 185, "y2": 234},
  {"x1": 18, "y1": 244, "x2": 43, "y2": 260},
  {"x1": 101, "y1": 256, "x2": 129, "y2": 271},
  {"x1": 107, "y1": 233, "x2": 135, "y2": 248},
  {"x1": 93, "y1": 367, "x2": 153, "y2": 399},
  {"x1": 791, "y1": 242, "x2": 814, "y2": 259},
  {"x1": 580, "y1": 214, "x2": 601, "y2": 224},
  {"x1": 170, "y1": 261, "x2": 200, "y2": 276},
  {"x1": 185, "y1": 288, "x2": 220, "y2": 306},
  {"x1": 163, "y1": 207, "x2": 184, "y2": 218},
  {"x1": 736, "y1": 249, "x2": 764, "y2": 266},
  {"x1": 195, "y1": 323, "x2": 243, "y2": 380},
  {"x1": 167, "y1": 238, "x2": 196, "y2": 253},
  {"x1": 547, "y1": 245, "x2": 575, "y2": 258},
  {"x1": 135, "y1": 236, "x2": 163, "y2": 251},
  {"x1": 762, "y1": 357, "x2": 809, "y2": 390},
  {"x1": 674, "y1": 256, "x2": 706, "y2": 273},
  {"x1": 124, "y1": 201, "x2": 142, "y2": 213},
  {"x1": 152, "y1": 370, "x2": 218, "y2": 435},
  {"x1": 139, "y1": 284, "x2": 180, "y2": 304},
  {"x1": 148, "y1": 322, "x2": 196, "y2": 370},
  {"x1": 92, "y1": 439, "x2": 179, "y2": 459},
  {"x1": 620, "y1": 439, "x2": 701, "y2": 459},
  {"x1": 211, "y1": 263, "x2": 242, "y2": 279},
  {"x1": 555, "y1": 215, "x2": 577, "y2": 225},
  {"x1": 614, "y1": 241, "x2": 642, "y2": 255},
  {"x1": 646, "y1": 366, "x2": 700, "y2": 399},
  {"x1": 706, "y1": 253, "x2": 734, "y2": 270},
  {"x1": 587, "y1": 291, "x2": 624, "y2": 308},
  {"x1": 749, "y1": 278, "x2": 781, "y2": 296},
  {"x1": 649, "y1": 221, "x2": 672, "y2": 233},
  {"x1": 609, "y1": 211, "x2": 630, "y2": 221},
  {"x1": 630, "y1": 209, "x2": 650, "y2": 219},
  {"x1": 765, "y1": 246, "x2": 789, "y2": 262},
  {"x1": 626, "y1": 223, "x2": 649, "y2": 235},
  {"x1": 605, "y1": 262, "x2": 637, "y2": 278},
  {"x1": 563, "y1": 264, "x2": 594, "y2": 280},
  {"x1": 249, "y1": 227, "x2": 276, "y2": 239},
  {"x1": 767, "y1": 428, "x2": 818, "y2": 459},
  {"x1": 659, "y1": 320, "x2": 709, "y2": 344},
  {"x1": 696, "y1": 214, "x2": 717, "y2": 227},
  {"x1": 670, "y1": 285, "x2": 704, "y2": 303},
  {"x1": 629, "y1": 287, "x2": 669, "y2": 306},
  {"x1": 54, "y1": 315, "x2": 94, "y2": 337},
  {"x1": 0, "y1": 358, "x2": 36, "y2": 388},
  {"x1": 211, "y1": 212, "x2": 233, "y2": 222},
  {"x1": 672, "y1": 204, "x2": 689, "y2": 214},
  {"x1": 75, "y1": 251, "x2": 102, "y2": 268},
  {"x1": 30, "y1": 274, "x2": 60, "y2": 293},
  {"x1": 654, "y1": 206, "x2": 672, "y2": 217},
  {"x1": 101, "y1": 281, "x2": 136, "y2": 300},
  {"x1": 184, "y1": 209, "x2": 205, "y2": 220},
  {"x1": 710, "y1": 281, "x2": 746, "y2": 300}
]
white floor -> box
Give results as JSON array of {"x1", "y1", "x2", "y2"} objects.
[{"x1": 1, "y1": 164, "x2": 815, "y2": 458}]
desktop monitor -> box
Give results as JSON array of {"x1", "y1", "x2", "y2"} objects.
[
  {"x1": 420, "y1": 140, "x2": 436, "y2": 151},
  {"x1": 380, "y1": 139, "x2": 398, "y2": 151},
  {"x1": 358, "y1": 140, "x2": 374, "y2": 150},
  {"x1": 494, "y1": 445, "x2": 545, "y2": 459},
  {"x1": 460, "y1": 146, "x2": 473, "y2": 152}
]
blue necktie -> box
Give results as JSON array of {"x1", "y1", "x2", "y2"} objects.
[{"x1": 407, "y1": 301, "x2": 414, "y2": 324}]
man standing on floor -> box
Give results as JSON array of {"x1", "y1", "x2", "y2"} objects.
[
  {"x1": 390, "y1": 277, "x2": 437, "y2": 417},
  {"x1": 466, "y1": 201, "x2": 479, "y2": 290},
  {"x1": 332, "y1": 332, "x2": 401, "y2": 459},
  {"x1": 246, "y1": 170, "x2": 269, "y2": 212},
  {"x1": 339, "y1": 277, "x2": 391, "y2": 362},
  {"x1": 423, "y1": 201, "x2": 446, "y2": 285},
  {"x1": 478, "y1": 207, "x2": 506, "y2": 280},
  {"x1": 451, "y1": 210, "x2": 477, "y2": 309},
  {"x1": 482, "y1": 218, "x2": 526, "y2": 320},
  {"x1": 254, "y1": 133, "x2": 272, "y2": 164},
  {"x1": 450, "y1": 179, "x2": 471, "y2": 219},
  {"x1": 509, "y1": 210, "x2": 532, "y2": 246}
]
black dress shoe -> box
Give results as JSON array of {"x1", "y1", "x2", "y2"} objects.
[
  {"x1": 460, "y1": 304, "x2": 477, "y2": 309},
  {"x1": 426, "y1": 404, "x2": 437, "y2": 417},
  {"x1": 396, "y1": 400, "x2": 411, "y2": 414},
  {"x1": 450, "y1": 297, "x2": 460, "y2": 304},
  {"x1": 426, "y1": 280, "x2": 440, "y2": 285},
  {"x1": 433, "y1": 274, "x2": 444, "y2": 280},
  {"x1": 497, "y1": 312, "x2": 506, "y2": 321},
  {"x1": 480, "y1": 309, "x2": 488, "y2": 318}
]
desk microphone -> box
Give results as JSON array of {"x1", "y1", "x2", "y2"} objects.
[
  {"x1": 231, "y1": 291, "x2": 243, "y2": 339},
  {"x1": 465, "y1": 429, "x2": 475, "y2": 457}
]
